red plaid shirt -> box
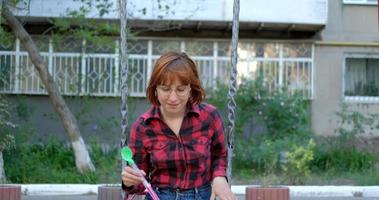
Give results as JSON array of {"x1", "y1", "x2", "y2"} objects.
[{"x1": 123, "y1": 103, "x2": 227, "y2": 194}]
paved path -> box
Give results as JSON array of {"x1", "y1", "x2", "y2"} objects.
[{"x1": 21, "y1": 195, "x2": 379, "y2": 200}]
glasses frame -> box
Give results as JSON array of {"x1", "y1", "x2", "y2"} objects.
[{"x1": 156, "y1": 84, "x2": 191, "y2": 98}]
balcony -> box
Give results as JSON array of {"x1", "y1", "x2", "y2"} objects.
[{"x1": 12, "y1": 0, "x2": 327, "y2": 36}]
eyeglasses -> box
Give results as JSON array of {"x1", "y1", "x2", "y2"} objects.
[{"x1": 156, "y1": 85, "x2": 191, "y2": 98}]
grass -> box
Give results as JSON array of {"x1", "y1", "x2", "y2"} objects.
[
  {"x1": 3, "y1": 133, "x2": 379, "y2": 185},
  {"x1": 308, "y1": 167, "x2": 379, "y2": 186},
  {"x1": 3, "y1": 134, "x2": 121, "y2": 184}
]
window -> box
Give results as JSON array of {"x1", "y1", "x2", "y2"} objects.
[
  {"x1": 344, "y1": 56, "x2": 379, "y2": 102},
  {"x1": 343, "y1": 0, "x2": 377, "y2": 5}
]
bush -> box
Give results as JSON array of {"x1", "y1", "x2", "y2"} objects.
[
  {"x1": 0, "y1": 96, "x2": 16, "y2": 151},
  {"x1": 208, "y1": 78, "x2": 378, "y2": 183},
  {"x1": 312, "y1": 144, "x2": 376, "y2": 173},
  {"x1": 283, "y1": 139, "x2": 316, "y2": 185},
  {"x1": 208, "y1": 77, "x2": 312, "y2": 140},
  {"x1": 3, "y1": 129, "x2": 120, "y2": 183},
  {"x1": 310, "y1": 104, "x2": 378, "y2": 174},
  {"x1": 207, "y1": 77, "x2": 313, "y2": 176}
]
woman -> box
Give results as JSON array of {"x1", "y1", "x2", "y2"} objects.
[{"x1": 121, "y1": 52, "x2": 236, "y2": 200}]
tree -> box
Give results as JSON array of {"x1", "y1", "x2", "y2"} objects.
[{"x1": 1, "y1": 0, "x2": 95, "y2": 173}]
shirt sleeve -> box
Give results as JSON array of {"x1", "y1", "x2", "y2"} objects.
[
  {"x1": 122, "y1": 119, "x2": 149, "y2": 194},
  {"x1": 210, "y1": 109, "x2": 228, "y2": 179}
]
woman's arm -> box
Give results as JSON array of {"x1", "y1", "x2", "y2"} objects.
[
  {"x1": 210, "y1": 109, "x2": 236, "y2": 200},
  {"x1": 121, "y1": 120, "x2": 149, "y2": 194}
]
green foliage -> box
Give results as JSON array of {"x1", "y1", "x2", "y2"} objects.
[
  {"x1": 88, "y1": 138, "x2": 120, "y2": 183},
  {"x1": 234, "y1": 137, "x2": 284, "y2": 186},
  {"x1": 209, "y1": 79, "x2": 378, "y2": 182},
  {"x1": 208, "y1": 77, "x2": 336, "y2": 185},
  {"x1": 334, "y1": 103, "x2": 379, "y2": 145},
  {"x1": 48, "y1": 0, "x2": 130, "y2": 53},
  {"x1": 283, "y1": 139, "x2": 315, "y2": 185},
  {"x1": 0, "y1": 27, "x2": 15, "y2": 49},
  {"x1": 233, "y1": 138, "x2": 278, "y2": 175},
  {"x1": 233, "y1": 135, "x2": 315, "y2": 185},
  {"x1": 208, "y1": 77, "x2": 311, "y2": 140},
  {"x1": 312, "y1": 140, "x2": 376, "y2": 173},
  {"x1": 208, "y1": 77, "x2": 313, "y2": 185},
  {"x1": 72, "y1": 0, "x2": 114, "y2": 17},
  {"x1": 4, "y1": 131, "x2": 93, "y2": 183},
  {"x1": 3, "y1": 129, "x2": 120, "y2": 183},
  {"x1": 310, "y1": 104, "x2": 378, "y2": 173},
  {"x1": 258, "y1": 92, "x2": 310, "y2": 140},
  {"x1": 6, "y1": 0, "x2": 28, "y2": 6},
  {"x1": 312, "y1": 104, "x2": 379, "y2": 173},
  {"x1": 0, "y1": 96, "x2": 16, "y2": 151},
  {"x1": 348, "y1": 170, "x2": 379, "y2": 185}
]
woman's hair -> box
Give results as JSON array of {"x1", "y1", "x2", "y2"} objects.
[{"x1": 146, "y1": 52, "x2": 205, "y2": 105}]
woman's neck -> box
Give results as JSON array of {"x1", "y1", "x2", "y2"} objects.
[{"x1": 159, "y1": 106, "x2": 185, "y2": 120}]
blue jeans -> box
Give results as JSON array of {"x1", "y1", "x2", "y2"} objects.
[{"x1": 144, "y1": 183, "x2": 211, "y2": 200}]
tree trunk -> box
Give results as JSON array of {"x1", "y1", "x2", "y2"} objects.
[
  {"x1": 2, "y1": 7, "x2": 95, "y2": 173},
  {"x1": 0, "y1": 151, "x2": 6, "y2": 183}
]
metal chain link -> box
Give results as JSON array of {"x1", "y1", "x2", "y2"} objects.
[
  {"x1": 120, "y1": 0, "x2": 128, "y2": 153},
  {"x1": 226, "y1": 0, "x2": 240, "y2": 183},
  {"x1": 120, "y1": 0, "x2": 128, "y2": 198}
]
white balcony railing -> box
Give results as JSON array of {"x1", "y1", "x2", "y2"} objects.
[{"x1": 0, "y1": 37, "x2": 314, "y2": 98}]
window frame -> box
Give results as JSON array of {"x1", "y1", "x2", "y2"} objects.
[
  {"x1": 343, "y1": 53, "x2": 379, "y2": 103},
  {"x1": 343, "y1": 0, "x2": 377, "y2": 5}
]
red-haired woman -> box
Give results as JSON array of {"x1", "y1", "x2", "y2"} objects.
[{"x1": 121, "y1": 52, "x2": 236, "y2": 200}]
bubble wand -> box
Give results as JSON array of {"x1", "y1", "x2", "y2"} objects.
[{"x1": 121, "y1": 146, "x2": 160, "y2": 200}]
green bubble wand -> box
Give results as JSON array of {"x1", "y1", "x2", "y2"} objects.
[{"x1": 121, "y1": 146, "x2": 160, "y2": 200}]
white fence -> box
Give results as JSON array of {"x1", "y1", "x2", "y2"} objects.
[{"x1": 0, "y1": 38, "x2": 314, "y2": 98}]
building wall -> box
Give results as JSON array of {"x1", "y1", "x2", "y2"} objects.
[
  {"x1": 321, "y1": 0, "x2": 378, "y2": 42},
  {"x1": 312, "y1": 0, "x2": 379, "y2": 137},
  {"x1": 8, "y1": 95, "x2": 150, "y2": 145},
  {"x1": 313, "y1": 46, "x2": 379, "y2": 137}
]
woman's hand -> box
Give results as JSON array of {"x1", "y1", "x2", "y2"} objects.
[
  {"x1": 210, "y1": 177, "x2": 236, "y2": 200},
  {"x1": 121, "y1": 166, "x2": 146, "y2": 187},
  {"x1": 210, "y1": 176, "x2": 237, "y2": 200}
]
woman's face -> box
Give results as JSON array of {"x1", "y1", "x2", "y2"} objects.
[{"x1": 156, "y1": 78, "x2": 191, "y2": 116}]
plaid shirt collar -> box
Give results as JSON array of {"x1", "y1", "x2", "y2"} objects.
[{"x1": 141, "y1": 103, "x2": 200, "y2": 122}]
